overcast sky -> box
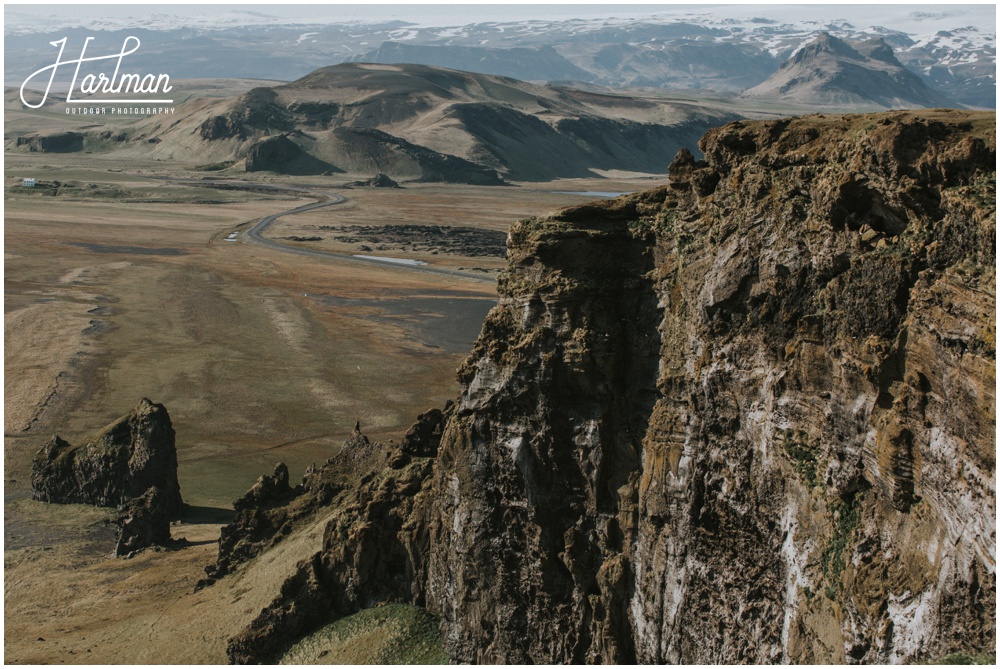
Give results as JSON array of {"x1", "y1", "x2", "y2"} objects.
[{"x1": 5, "y1": 3, "x2": 996, "y2": 34}]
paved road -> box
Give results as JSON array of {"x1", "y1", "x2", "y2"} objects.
[{"x1": 238, "y1": 185, "x2": 496, "y2": 284}]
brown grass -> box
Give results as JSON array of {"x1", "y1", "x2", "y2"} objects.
[{"x1": 3, "y1": 156, "x2": 607, "y2": 661}]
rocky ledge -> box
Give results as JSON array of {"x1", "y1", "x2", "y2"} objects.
[{"x1": 212, "y1": 110, "x2": 996, "y2": 664}]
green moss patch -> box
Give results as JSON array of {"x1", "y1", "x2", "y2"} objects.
[
  {"x1": 821, "y1": 494, "x2": 860, "y2": 599},
  {"x1": 277, "y1": 604, "x2": 448, "y2": 665},
  {"x1": 780, "y1": 428, "x2": 821, "y2": 488}
]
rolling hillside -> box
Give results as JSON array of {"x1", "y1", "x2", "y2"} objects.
[{"x1": 14, "y1": 63, "x2": 739, "y2": 182}]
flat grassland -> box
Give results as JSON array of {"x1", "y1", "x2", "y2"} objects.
[{"x1": 4, "y1": 139, "x2": 659, "y2": 662}]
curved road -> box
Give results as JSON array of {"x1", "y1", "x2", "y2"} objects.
[{"x1": 239, "y1": 185, "x2": 496, "y2": 284}]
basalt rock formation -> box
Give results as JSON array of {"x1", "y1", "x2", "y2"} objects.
[
  {"x1": 427, "y1": 109, "x2": 995, "y2": 664},
  {"x1": 216, "y1": 110, "x2": 995, "y2": 664},
  {"x1": 31, "y1": 399, "x2": 183, "y2": 517},
  {"x1": 114, "y1": 485, "x2": 172, "y2": 558},
  {"x1": 199, "y1": 88, "x2": 293, "y2": 142},
  {"x1": 243, "y1": 134, "x2": 303, "y2": 173},
  {"x1": 206, "y1": 419, "x2": 443, "y2": 663},
  {"x1": 199, "y1": 463, "x2": 302, "y2": 587}
]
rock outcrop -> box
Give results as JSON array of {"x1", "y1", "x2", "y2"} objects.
[
  {"x1": 16, "y1": 131, "x2": 85, "y2": 152},
  {"x1": 199, "y1": 422, "x2": 440, "y2": 662},
  {"x1": 200, "y1": 463, "x2": 302, "y2": 586},
  {"x1": 347, "y1": 173, "x2": 401, "y2": 188},
  {"x1": 199, "y1": 87, "x2": 292, "y2": 141},
  {"x1": 114, "y1": 486, "x2": 172, "y2": 557},
  {"x1": 31, "y1": 399, "x2": 183, "y2": 517},
  {"x1": 215, "y1": 110, "x2": 996, "y2": 664}
]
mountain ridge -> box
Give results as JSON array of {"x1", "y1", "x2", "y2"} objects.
[
  {"x1": 745, "y1": 33, "x2": 957, "y2": 109},
  {"x1": 13, "y1": 63, "x2": 739, "y2": 182},
  {"x1": 6, "y1": 10, "x2": 992, "y2": 107}
]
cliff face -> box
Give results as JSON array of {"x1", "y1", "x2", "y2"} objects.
[
  {"x1": 425, "y1": 186, "x2": 661, "y2": 663},
  {"x1": 114, "y1": 485, "x2": 173, "y2": 557},
  {"x1": 219, "y1": 110, "x2": 995, "y2": 663},
  {"x1": 426, "y1": 110, "x2": 995, "y2": 663}
]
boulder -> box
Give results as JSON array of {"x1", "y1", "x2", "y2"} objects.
[{"x1": 114, "y1": 486, "x2": 172, "y2": 557}]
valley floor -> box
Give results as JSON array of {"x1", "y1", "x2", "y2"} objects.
[{"x1": 3, "y1": 149, "x2": 660, "y2": 663}]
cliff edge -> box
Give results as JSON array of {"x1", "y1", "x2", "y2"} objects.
[{"x1": 216, "y1": 110, "x2": 996, "y2": 664}]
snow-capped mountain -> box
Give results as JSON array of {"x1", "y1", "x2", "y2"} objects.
[
  {"x1": 745, "y1": 33, "x2": 955, "y2": 109},
  {"x1": 4, "y1": 6, "x2": 994, "y2": 108}
]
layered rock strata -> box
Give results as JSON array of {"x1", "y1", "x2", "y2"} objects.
[{"x1": 215, "y1": 110, "x2": 996, "y2": 664}]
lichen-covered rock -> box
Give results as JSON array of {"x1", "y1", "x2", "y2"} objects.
[
  {"x1": 114, "y1": 486, "x2": 171, "y2": 557},
  {"x1": 400, "y1": 403, "x2": 452, "y2": 458},
  {"x1": 426, "y1": 109, "x2": 995, "y2": 663},
  {"x1": 31, "y1": 398, "x2": 183, "y2": 517}
]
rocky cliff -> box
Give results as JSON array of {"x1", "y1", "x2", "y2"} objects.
[
  {"x1": 243, "y1": 134, "x2": 304, "y2": 173},
  {"x1": 31, "y1": 398, "x2": 184, "y2": 517},
  {"x1": 215, "y1": 110, "x2": 995, "y2": 663},
  {"x1": 15, "y1": 131, "x2": 85, "y2": 153},
  {"x1": 428, "y1": 109, "x2": 995, "y2": 663}
]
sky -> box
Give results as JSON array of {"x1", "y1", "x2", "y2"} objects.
[{"x1": 4, "y1": 2, "x2": 996, "y2": 34}]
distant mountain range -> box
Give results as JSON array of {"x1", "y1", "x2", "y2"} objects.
[
  {"x1": 4, "y1": 11, "x2": 995, "y2": 108},
  {"x1": 350, "y1": 39, "x2": 779, "y2": 93}
]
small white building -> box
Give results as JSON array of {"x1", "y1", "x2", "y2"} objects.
[{"x1": 22, "y1": 178, "x2": 36, "y2": 187}]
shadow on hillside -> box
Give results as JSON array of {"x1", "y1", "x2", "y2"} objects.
[{"x1": 181, "y1": 504, "x2": 235, "y2": 525}]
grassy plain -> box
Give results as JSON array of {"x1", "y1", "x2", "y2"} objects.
[{"x1": 4, "y1": 118, "x2": 660, "y2": 661}]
